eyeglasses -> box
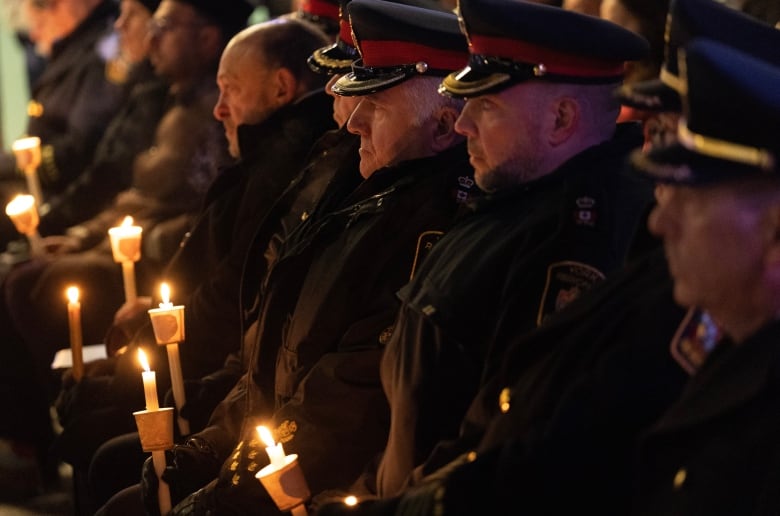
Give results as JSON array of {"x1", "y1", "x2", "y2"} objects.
[{"x1": 146, "y1": 17, "x2": 206, "y2": 37}]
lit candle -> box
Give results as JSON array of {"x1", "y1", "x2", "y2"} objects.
[
  {"x1": 108, "y1": 216, "x2": 142, "y2": 303},
  {"x1": 148, "y1": 283, "x2": 188, "y2": 434},
  {"x1": 66, "y1": 287, "x2": 84, "y2": 382},
  {"x1": 11, "y1": 136, "x2": 43, "y2": 208},
  {"x1": 257, "y1": 425, "x2": 286, "y2": 469},
  {"x1": 5, "y1": 194, "x2": 38, "y2": 236},
  {"x1": 137, "y1": 349, "x2": 159, "y2": 411}
]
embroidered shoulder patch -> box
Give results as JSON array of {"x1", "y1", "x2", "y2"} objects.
[
  {"x1": 537, "y1": 261, "x2": 605, "y2": 326},
  {"x1": 573, "y1": 196, "x2": 598, "y2": 228},
  {"x1": 410, "y1": 231, "x2": 444, "y2": 280},
  {"x1": 669, "y1": 307, "x2": 721, "y2": 375}
]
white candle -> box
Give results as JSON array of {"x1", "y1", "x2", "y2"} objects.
[
  {"x1": 66, "y1": 287, "x2": 84, "y2": 382},
  {"x1": 138, "y1": 349, "x2": 159, "y2": 411},
  {"x1": 257, "y1": 425, "x2": 286, "y2": 469},
  {"x1": 108, "y1": 215, "x2": 143, "y2": 263},
  {"x1": 159, "y1": 282, "x2": 173, "y2": 309}
]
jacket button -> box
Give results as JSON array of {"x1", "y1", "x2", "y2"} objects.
[
  {"x1": 499, "y1": 387, "x2": 511, "y2": 413},
  {"x1": 673, "y1": 468, "x2": 687, "y2": 490}
]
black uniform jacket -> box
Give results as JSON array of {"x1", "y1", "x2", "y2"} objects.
[
  {"x1": 423, "y1": 247, "x2": 690, "y2": 515},
  {"x1": 375, "y1": 123, "x2": 652, "y2": 497},
  {"x1": 195, "y1": 143, "x2": 476, "y2": 512},
  {"x1": 633, "y1": 318, "x2": 780, "y2": 516},
  {"x1": 5, "y1": 0, "x2": 124, "y2": 193}
]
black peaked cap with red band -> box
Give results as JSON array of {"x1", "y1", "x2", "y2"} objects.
[
  {"x1": 617, "y1": 0, "x2": 780, "y2": 113},
  {"x1": 631, "y1": 39, "x2": 780, "y2": 185},
  {"x1": 439, "y1": 0, "x2": 649, "y2": 98},
  {"x1": 308, "y1": 0, "x2": 448, "y2": 75},
  {"x1": 331, "y1": 0, "x2": 468, "y2": 96}
]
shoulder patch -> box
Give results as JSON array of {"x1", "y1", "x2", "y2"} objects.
[
  {"x1": 669, "y1": 307, "x2": 721, "y2": 375},
  {"x1": 537, "y1": 261, "x2": 605, "y2": 326},
  {"x1": 410, "y1": 231, "x2": 444, "y2": 280}
]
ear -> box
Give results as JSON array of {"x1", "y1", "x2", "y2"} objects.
[
  {"x1": 548, "y1": 96, "x2": 580, "y2": 147},
  {"x1": 198, "y1": 25, "x2": 222, "y2": 60},
  {"x1": 429, "y1": 105, "x2": 463, "y2": 153},
  {"x1": 271, "y1": 67, "x2": 300, "y2": 107}
]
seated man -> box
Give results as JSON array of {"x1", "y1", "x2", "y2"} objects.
[{"x1": 369, "y1": 0, "x2": 653, "y2": 499}]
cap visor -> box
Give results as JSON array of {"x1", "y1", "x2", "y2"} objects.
[
  {"x1": 631, "y1": 144, "x2": 767, "y2": 185},
  {"x1": 616, "y1": 78, "x2": 682, "y2": 112},
  {"x1": 331, "y1": 70, "x2": 410, "y2": 96},
  {"x1": 308, "y1": 44, "x2": 357, "y2": 75},
  {"x1": 439, "y1": 65, "x2": 513, "y2": 98}
]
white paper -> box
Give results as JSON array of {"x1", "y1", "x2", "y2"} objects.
[{"x1": 51, "y1": 344, "x2": 107, "y2": 369}]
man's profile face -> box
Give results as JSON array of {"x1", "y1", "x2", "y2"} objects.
[
  {"x1": 346, "y1": 80, "x2": 436, "y2": 178},
  {"x1": 213, "y1": 41, "x2": 280, "y2": 158},
  {"x1": 116, "y1": 0, "x2": 153, "y2": 64},
  {"x1": 648, "y1": 182, "x2": 770, "y2": 319},
  {"x1": 454, "y1": 82, "x2": 548, "y2": 192},
  {"x1": 147, "y1": 1, "x2": 207, "y2": 83}
]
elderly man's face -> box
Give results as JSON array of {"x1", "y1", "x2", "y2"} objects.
[
  {"x1": 648, "y1": 182, "x2": 771, "y2": 322},
  {"x1": 346, "y1": 80, "x2": 437, "y2": 178},
  {"x1": 213, "y1": 42, "x2": 281, "y2": 158},
  {"x1": 454, "y1": 82, "x2": 550, "y2": 192}
]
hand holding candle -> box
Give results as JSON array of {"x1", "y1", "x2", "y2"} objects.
[
  {"x1": 11, "y1": 137, "x2": 43, "y2": 208},
  {"x1": 256, "y1": 425, "x2": 310, "y2": 515},
  {"x1": 108, "y1": 216, "x2": 142, "y2": 303},
  {"x1": 66, "y1": 287, "x2": 84, "y2": 382}
]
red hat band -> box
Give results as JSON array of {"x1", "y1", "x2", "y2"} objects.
[
  {"x1": 469, "y1": 34, "x2": 625, "y2": 78},
  {"x1": 359, "y1": 39, "x2": 467, "y2": 71},
  {"x1": 339, "y1": 19, "x2": 355, "y2": 46}
]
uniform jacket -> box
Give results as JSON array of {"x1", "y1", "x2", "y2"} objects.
[
  {"x1": 0, "y1": 0, "x2": 124, "y2": 194},
  {"x1": 190, "y1": 143, "x2": 476, "y2": 514},
  {"x1": 633, "y1": 318, "x2": 780, "y2": 516},
  {"x1": 38, "y1": 60, "x2": 169, "y2": 235},
  {"x1": 419, "y1": 247, "x2": 691, "y2": 515},
  {"x1": 375, "y1": 123, "x2": 652, "y2": 497}
]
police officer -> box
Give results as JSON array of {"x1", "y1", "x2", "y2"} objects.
[
  {"x1": 366, "y1": 0, "x2": 652, "y2": 499},
  {"x1": 630, "y1": 39, "x2": 780, "y2": 516}
]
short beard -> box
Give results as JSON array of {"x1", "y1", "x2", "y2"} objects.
[{"x1": 476, "y1": 153, "x2": 546, "y2": 193}]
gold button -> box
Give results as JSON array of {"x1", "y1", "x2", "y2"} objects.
[
  {"x1": 673, "y1": 468, "x2": 687, "y2": 489},
  {"x1": 499, "y1": 387, "x2": 511, "y2": 413}
]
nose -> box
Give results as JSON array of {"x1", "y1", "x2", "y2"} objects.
[
  {"x1": 454, "y1": 100, "x2": 477, "y2": 137},
  {"x1": 346, "y1": 99, "x2": 368, "y2": 136},
  {"x1": 325, "y1": 74, "x2": 341, "y2": 99},
  {"x1": 213, "y1": 92, "x2": 228, "y2": 121},
  {"x1": 647, "y1": 184, "x2": 675, "y2": 238}
]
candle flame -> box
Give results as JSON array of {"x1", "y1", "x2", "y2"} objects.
[
  {"x1": 120, "y1": 215, "x2": 134, "y2": 227},
  {"x1": 5, "y1": 194, "x2": 35, "y2": 216},
  {"x1": 344, "y1": 496, "x2": 358, "y2": 506},
  {"x1": 257, "y1": 426, "x2": 275, "y2": 447},
  {"x1": 66, "y1": 286, "x2": 79, "y2": 303},
  {"x1": 138, "y1": 348, "x2": 150, "y2": 372},
  {"x1": 160, "y1": 283, "x2": 171, "y2": 305}
]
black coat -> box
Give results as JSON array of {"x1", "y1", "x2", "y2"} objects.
[
  {"x1": 633, "y1": 319, "x2": 780, "y2": 516},
  {"x1": 190, "y1": 143, "x2": 477, "y2": 515},
  {"x1": 375, "y1": 123, "x2": 653, "y2": 497},
  {"x1": 38, "y1": 60, "x2": 169, "y2": 235},
  {"x1": 3, "y1": 0, "x2": 124, "y2": 194}
]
